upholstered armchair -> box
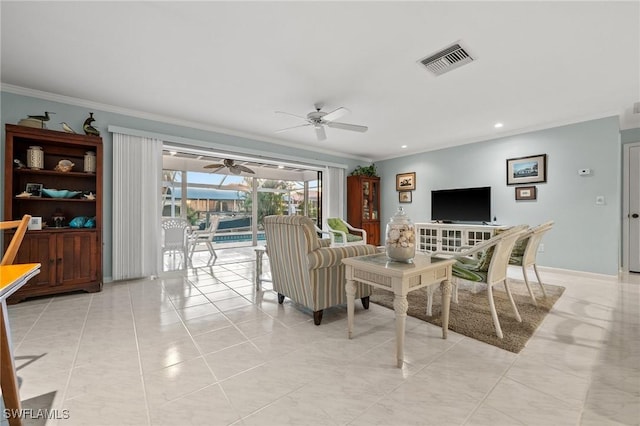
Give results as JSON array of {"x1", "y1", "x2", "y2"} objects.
[{"x1": 263, "y1": 215, "x2": 378, "y2": 325}]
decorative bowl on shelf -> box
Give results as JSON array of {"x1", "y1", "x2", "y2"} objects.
[
  {"x1": 54, "y1": 159, "x2": 75, "y2": 172},
  {"x1": 42, "y1": 189, "x2": 82, "y2": 199}
]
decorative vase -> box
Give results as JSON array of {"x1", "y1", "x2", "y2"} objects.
[
  {"x1": 84, "y1": 151, "x2": 96, "y2": 173},
  {"x1": 26, "y1": 146, "x2": 44, "y2": 170},
  {"x1": 385, "y1": 206, "x2": 416, "y2": 263}
]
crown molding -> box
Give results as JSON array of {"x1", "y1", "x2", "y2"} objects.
[{"x1": 1, "y1": 83, "x2": 373, "y2": 163}]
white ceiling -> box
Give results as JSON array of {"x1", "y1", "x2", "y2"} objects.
[{"x1": 2, "y1": 1, "x2": 639, "y2": 162}]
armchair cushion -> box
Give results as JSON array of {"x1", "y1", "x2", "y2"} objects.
[
  {"x1": 308, "y1": 244, "x2": 378, "y2": 269},
  {"x1": 328, "y1": 218, "x2": 349, "y2": 234},
  {"x1": 332, "y1": 233, "x2": 364, "y2": 244}
]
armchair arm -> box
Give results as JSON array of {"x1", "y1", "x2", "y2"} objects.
[
  {"x1": 308, "y1": 244, "x2": 378, "y2": 269},
  {"x1": 343, "y1": 222, "x2": 367, "y2": 244}
]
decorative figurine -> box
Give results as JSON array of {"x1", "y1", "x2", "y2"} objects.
[
  {"x1": 28, "y1": 111, "x2": 55, "y2": 122},
  {"x1": 60, "y1": 122, "x2": 77, "y2": 133},
  {"x1": 13, "y1": 159, "x2": 26, "y2": 168},
  {"x1": 83, "y1": 112, "x2": 100, "y2": 136},
  {"x1": 18, "y1": 111, "x2": 55, "y2": 129}
]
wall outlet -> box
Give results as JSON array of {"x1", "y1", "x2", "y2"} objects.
[{"x1": 538, "y1": 243, "x2": 544, "y2": 253}]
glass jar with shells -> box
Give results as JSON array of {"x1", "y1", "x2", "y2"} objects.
[{"x1": 385, "y1": 206, "x2": 416, "y2": 263}]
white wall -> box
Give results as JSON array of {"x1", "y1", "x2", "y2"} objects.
[{"x1": 376, "y1": 117, "x2": 621, "y2": 275}]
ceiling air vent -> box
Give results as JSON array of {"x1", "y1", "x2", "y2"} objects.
[{"x1": 419, "y1": 42, "x2": 474, "y2": 76}]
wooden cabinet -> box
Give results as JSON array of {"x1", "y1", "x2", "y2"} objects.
[
  {"x1": 3, "y1": 124, "x2": 102, "y2": 303},
  {"x1": 347, "y1": 175, "x2": 380, "y2": 246},
  {"x1": 414, "y1": 223, "x2": 505, "y2": 253}
]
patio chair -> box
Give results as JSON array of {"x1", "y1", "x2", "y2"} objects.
[
  {"x1": 432, "y1": 224, "x2": 529, "y2": 339},
  {"x1": 510, "y1": 221, "x2": 554, "y2": 306},
  {"x1": 189, "y1": 215, "x2": 221, "y2": 265},
  {"x1": 263, "y1": 215, "x2": 378, "y2": 325},
  {"x1": 326, "y1": 217, "x2": 367, "y2": 246},
  {"x1": 161, "y1": 217, "x2": 190, "y2": 269}
]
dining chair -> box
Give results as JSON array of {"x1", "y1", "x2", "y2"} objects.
[
  {"x1": 161, "y1": 217, "x2": 190, "y2": 269},
  {"x1": 0, "y1": 215, "x2": 31, "y2": 266},
  {"x1": 189, "y1": 215, "x2": 221, "y2": 265},
  {"x1": 510, "y1": 221, "x2": 554, "y2": 306},
  {"x1": 431, "y1": 224, "x2": 529, "y2": 339}
]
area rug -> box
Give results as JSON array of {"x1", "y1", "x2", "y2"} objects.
[{"x1": 369, "y1": 279, "x2": 565, "y2": 353}]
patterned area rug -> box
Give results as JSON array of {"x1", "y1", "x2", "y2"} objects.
[{"x1": 369, "y1": 279, "x2": 565, "y2": 353}]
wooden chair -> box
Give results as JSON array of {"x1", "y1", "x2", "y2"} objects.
[
  {"x1": 510, "y1": 221, "x2": 554, "y2": 306},
  {"x1": 432, "y1": 224, "x2": 529, "y2": 339},
  {"x1": 1, "y1": 215, "x2": 31, "y2": 265},
  {"x1": 326, "y1": 217, "x2": 367, "y2": 247}
]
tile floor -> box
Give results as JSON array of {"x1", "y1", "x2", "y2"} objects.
[{"x1": 3, "y1": 245, "x2": 639, "y2": 426}]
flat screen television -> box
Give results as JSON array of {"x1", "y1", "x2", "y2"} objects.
[{"x1": 431, "y1": 186, "x2": 491, "y2": 223}]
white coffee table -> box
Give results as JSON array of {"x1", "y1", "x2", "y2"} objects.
[{"x1": 343, "y1": 252, "x2": 455, "y2": 368}]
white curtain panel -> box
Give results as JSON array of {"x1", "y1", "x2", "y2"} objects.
[
  {"x1": 112, "y1": 133, "x2": 163, "y2": 280},
  {"x1": 324, "y1": 166, "x2": 345, "y2": 224}
]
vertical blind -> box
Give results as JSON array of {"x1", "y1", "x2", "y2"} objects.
[{"x1": 112, "y1": 133, "x2": 163, "y2": 280}]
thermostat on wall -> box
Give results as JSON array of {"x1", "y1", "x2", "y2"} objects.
[{"x1": 578, "y1": 168, "x2": 591, "y2": 176}]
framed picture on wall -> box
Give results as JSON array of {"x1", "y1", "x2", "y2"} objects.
[
  {"x1": 515, "y1": 186, "x2": 537, "y2": 201},
  {"x1": 506, "y1": 154, "x2": 547, "y2": 185},
  {"x1": 396, "y1": 172, "x2": 416, "y2": 191},
  {"x1": 399, "y1": 191, "x2": 412, "y2": 203}
]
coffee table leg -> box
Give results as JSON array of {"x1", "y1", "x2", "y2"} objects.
[
  {"x1": 440, "y1": 279, "x2": 452, "y2": 339},
  {"x1": 393, "y1": 293, "x2": 409, "y2": 368},
  {"x1": 346, "y1": 279, "x2": 356, "y2": 339}
]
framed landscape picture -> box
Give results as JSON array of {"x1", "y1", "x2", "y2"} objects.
[
  {"x1": 396, "y1": 172, "x2": 416, "y2": 191},
  {"x1": 506, "y1": 154, "x2": 547, "y2": 185}
]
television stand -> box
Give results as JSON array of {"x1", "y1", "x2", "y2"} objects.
[{"x1": 415, "y1": 222, "x2": 506, "y2": 253}]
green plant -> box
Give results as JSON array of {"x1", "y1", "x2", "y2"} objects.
[{"x1": 350, "y1": 163, "x2": 378, "y2": 177}]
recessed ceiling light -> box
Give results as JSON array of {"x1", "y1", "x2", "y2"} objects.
[
  {"x1": 277, "y1": 165, "x2": 285, "y2": 169},
  {"x1": 169, "y1": 151, "x2": 177, "y2": 156},
  {"x1": 494, "y1": 122, "x2": 503, "y2": 128},
  {"x1": 401, "y1": 145, "x2": 408, "y2": 149}
]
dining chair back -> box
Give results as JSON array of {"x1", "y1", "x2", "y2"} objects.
[
  {"x1": 0, "y1": 215, "x2": 31, "y2": 266},
  {"x1": 511, "y1": 220, "x2": 554, "y2": 305}
]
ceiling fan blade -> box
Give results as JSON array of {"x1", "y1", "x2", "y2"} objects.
[
  {"x1": 315, "y1": 126, "x2": 327, "y2": 141},
  {"x1": 275, "y1": 123, "x2": 311, "y2": 133},
  {"x1": 322, "y1": 107, "x2": 350, "y2": 122},
  {"x1": 326, "y1": 121, "x2": 368, "y2": 133},
  {"x1": 236, "y1": 165, "x2": 255, "y2": 174},
  {"x1": 204, "y1": 163, "x2": 225, "y2": 169},
  {"x1": 275, "y1": 111, "x2": 309, "y2": 121},
  {"x1": 205, "y1": 165, "x2": 225, "y2": 174}
]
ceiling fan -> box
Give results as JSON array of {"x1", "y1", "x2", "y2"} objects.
[
  {"x1": 275, "y1": 104, "x2": 368, "y2": 141},
  {"x1": 203, "y1": 159, "x2": 255, "y2": 175}
]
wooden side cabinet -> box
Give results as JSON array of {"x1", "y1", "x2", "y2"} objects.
[
  {"x1": 347, "y1": 175, "x2": 381, "y2": 246},
  {"x1": 3, "y1": 124, "x2": 103, "y2": 303}
]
